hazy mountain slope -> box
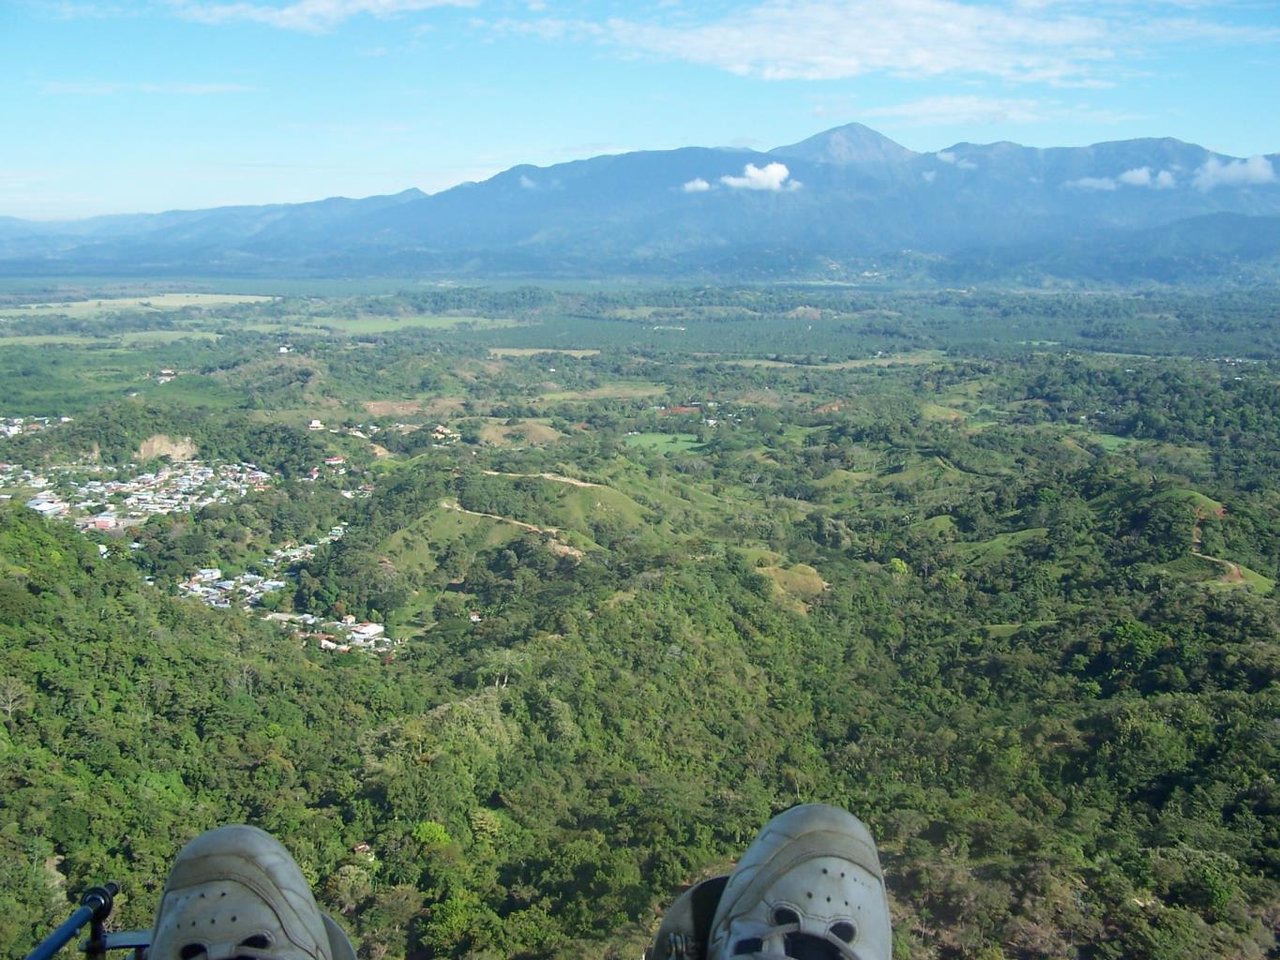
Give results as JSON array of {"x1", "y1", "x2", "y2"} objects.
[{"x1": 1, "y1": 123, "x2": 1277, "y2": 281}]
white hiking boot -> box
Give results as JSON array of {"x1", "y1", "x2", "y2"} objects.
[
  {"x1": 705, "y1": 804, "x2": 891, "y2": 960},
  {"x1": 150, "y1": 825, "x2": 356, "y2": 960}
]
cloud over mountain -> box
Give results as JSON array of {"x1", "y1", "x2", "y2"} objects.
[
  {"x1": 1193, "y1": 156, "x2": 1276, "y2": 191},
  {"x1": 1118, "y1": 167, "x2": 1175, "y2": 189},
  {"x1": 719, "y1": 162, "x2": 800, "y2": 191}
]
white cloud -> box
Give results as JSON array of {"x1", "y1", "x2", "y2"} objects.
[
  {"x1": 1192, "y1": 155, "x2": 1276, "y2": 191},
  {"x1": 171, "y1": 0, "x2": 476, "y2": 32},
  {"x1": 682, "y1": 177, "x2": 712, "y2": 193},
  {"x1": 863, "y1": 94, "x2": 1138, "y2": 132},
  {"x1": 503, "y1": 1, "x2": 1280, "y2": 90},
  {"x1": 1117, "y1": 166, "x2": 1152, "y2": 186},
  {"x1": 934, "y1": 150, "x2": 977, "y2": 170},
  {"x1": 602, "y1": 0, "x2": 1115, "y2": 86},
  {"x1": 921, "y1": 170, "x2": 936, "y2": 183},
  {"x1": 1066, "y1": 166, "x2": 1182, "y2": 191},
  {"x1": 518, "y1": 174, "x2": 537, "y2": 189},
  {"x1": 1117, "y1": 166, "x2": 1177, "y2": 189},
  {"x1": 1067, "y1": 176, "x2": 1118, "y2": 190},
  {"x1": 866, "y1": 94, "x2": 1044, "y2": 126},
  {"x1": 719, "y1": 162, "x2": 800, "y2": 191}
]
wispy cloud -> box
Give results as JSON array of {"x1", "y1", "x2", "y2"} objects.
[
  {"x1": 170, "y1": 0, "x2": 477, "y2": 32},
  {"x1": 1066, "y1": 175, "x2": 1119, "y2": 190},
  {"x1": 598, "y1": 0, "x2": 1115, "y2": 86},
  {"x1": 833, "y1": 92, "x2": 1140, "y2": 137},
  {"x1": 41, "y1": 80, "x2": 256, "y2": 94},
  {"x1": 48, "y1": 2, "x2": 139, "y2": 18},
  {"x1": 935, "y1": 150, "x2": 977, "y2": 170},
  {"x1": 505, "y1": 0, "x2": 1280, "y2": 88},
  {"x1": 1067, "y1": 166, "x2": 1178, "y2": 190},
  {"x1": 865, "y1": 95, "x2": 1047, "y2": 126},
  {"x1": 682, "y1": 177, "x2": 712, "y2": 193},
  {"x1": 1193, "y1": 155, "x2": 1276, "y2": 191}
]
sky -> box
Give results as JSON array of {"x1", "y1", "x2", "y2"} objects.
[{"x1": 3, "y1": 0, "x2": 1278, "y2": 219}]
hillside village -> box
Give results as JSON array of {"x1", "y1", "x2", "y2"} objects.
[
  {"x1": 175, "y1": 526, "x2": 392, "y2": 653},
  {"x1": 4, "y1": 459, "x2": 275, "y2": 529},
  {"x1": 1, "y1": 452, "x2": 389, "y2": 654}
]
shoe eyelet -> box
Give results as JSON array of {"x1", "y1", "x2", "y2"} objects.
[{"x1": 829, "y1": 921, "x2": 857, "y2": 943}]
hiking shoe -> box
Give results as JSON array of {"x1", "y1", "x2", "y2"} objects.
[
  {"x1": 150, "y1": 825, "x2": 356, "y2": 960},
  {"x1": 706, "y1": 804, "x2": 891, "y2": 960}
]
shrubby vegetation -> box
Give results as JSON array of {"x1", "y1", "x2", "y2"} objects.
[{"x1": 2, "y1": 285, "x2": 1279, "y2": 959}]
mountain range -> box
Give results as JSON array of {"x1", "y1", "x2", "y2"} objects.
[{"x1": 3, "y1": 123, "x2": 1279, "y2": 283}]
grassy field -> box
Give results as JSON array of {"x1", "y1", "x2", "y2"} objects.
[
  {"x1": 959, "y1": 527, "x2": 1050, "y2": 562},
  {"x1": 538, "y1": 383, "x2": 665, "y2": 402},
  {"x1": 324, "y1": 315, "x2": 522, "y2": 333},
  {"x1": 0, "y1": 335, "x2": 100, "y2": 346},
  {"x1": 1079, "y1": 431, "x2": 1139, "y2": 452},
  {"x1": 813, "y1": 469, "x2": 876, "y2": 489},
  {"x1": 920, "y1": 402, "x2": 967, "y2": 422},
  {"x1": 478, "y1": 420, "x2": 564, "y2": 446},
  {"x1": 723, "y1": 351, "x2": 946, "y2": 369},
  {"x1": 0, "y1": 293, "x2": 273, "y2": 318},
  {"x1": 0, "y1": 330, "x2": 220, "y2": 347}
]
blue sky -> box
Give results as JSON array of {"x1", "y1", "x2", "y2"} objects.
[{"x1": 4, "y1": 0, "x2": 1278, "y2": 219}]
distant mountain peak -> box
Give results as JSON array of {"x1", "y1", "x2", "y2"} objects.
[{"x1": 770, "y1": 122, "x2": 918, "y2": 166}]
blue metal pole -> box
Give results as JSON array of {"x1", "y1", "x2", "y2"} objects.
[{"x1": 26, "y1": 884, "x2": 118, "y2": 960}]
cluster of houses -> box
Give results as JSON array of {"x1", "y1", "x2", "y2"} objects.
[
  {"x1": 5, "y1": 461, "x2": 276, "y2": 530},
  {"x1": 307, "y1": 418, "x2": 384, "y2": 442},
  {"x1": 264, "y1": 612, "x2": 391, "y2": 653},
  {"x1": 173, "y1": 525, "x2": 391, "y2": 654},
  {"x1": 4, "y1": 436, "x2": 395, "y2": 655},
  {"x1": 180, "y1": 566, "x2": 290, "y2": 609},
  {"x1": 656, "y1": 400, "x2": 725, "y2": 427},
  {"x1": 1, "y1": 415, "x2": 72, "y2": 438},
  {"x1": 178, "y1": 526, "x2": 346, "y2": 610}
]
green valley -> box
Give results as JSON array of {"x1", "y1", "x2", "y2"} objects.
[{"x1": 2, "y1": 284, "x2": 1278, "y2": 960}]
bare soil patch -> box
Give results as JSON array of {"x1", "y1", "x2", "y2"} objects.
[
  {"x1": 364, "y1": 400, "x2": 423, "y2": 417},
  {"x1": 138, "y1": 434, "x2": 198, "y2": 460},
  {"x1": 548, "y1": 541, "x2": 585, "y2": 560}
]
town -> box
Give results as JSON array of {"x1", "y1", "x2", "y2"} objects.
[{"x1": 1, "y1": 448, "x2": 390, "y2": 654}]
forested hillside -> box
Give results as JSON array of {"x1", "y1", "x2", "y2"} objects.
[{"x1": 2, "y1": 287, "x2": 1278, "y2": 960}]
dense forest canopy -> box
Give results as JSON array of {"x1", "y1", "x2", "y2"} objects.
[{"x1": 1, "y1": 284, "x2": 1278, "y2": 960}]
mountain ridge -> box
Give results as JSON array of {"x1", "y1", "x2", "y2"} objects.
[{"x1": 2, "y1": 122, "x2": 1278, "y2": 283}]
